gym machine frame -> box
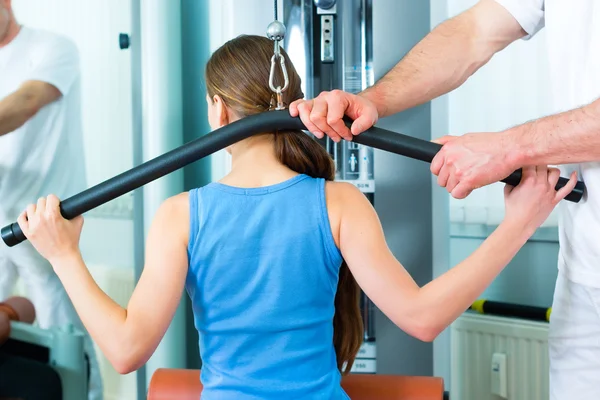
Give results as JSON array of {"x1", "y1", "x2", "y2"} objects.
[{"x1": 282, "y1": 0, "x2": 380, "y2": 360}]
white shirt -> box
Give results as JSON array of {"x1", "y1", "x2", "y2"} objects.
[
  {"x1": 495, "y1": 0, "x2": 600, "y2": 287},
  {"x1": 0, "y1": 26, "x2": 87, "y2": 227}
]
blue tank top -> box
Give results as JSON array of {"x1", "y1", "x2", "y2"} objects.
[{"x1": 185, "y1": 174, "x2": 348, "y2": 399}]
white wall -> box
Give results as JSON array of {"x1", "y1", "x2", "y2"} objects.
[
  {"x1": 12, "y1": 0, "x2": 135, "y2": 268},
  {"x1": 446, "y1": 0, "x2": 558, "y2": 227}
]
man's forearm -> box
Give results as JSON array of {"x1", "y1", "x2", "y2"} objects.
[
  {"x1": 359, "y1": 0, "x2": 524, "y2": 118},
  {"x1": 360, "y1": 14, "x2": 480, "y2": 118},
  {"x1": 507, "y1": 99, "x2": 600, "y2": 166},
  {"x1": 0, "y1": 89, "x2": 39, "y2": 136}
]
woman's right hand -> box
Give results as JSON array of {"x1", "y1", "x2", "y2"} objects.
[{"x1": 503, "y1": 166, "x2": 578, "y2": 235}]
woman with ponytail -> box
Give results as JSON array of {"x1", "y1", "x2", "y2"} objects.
[{"x1": 18, "y1": 35, "x2": 576, "y2": 400}]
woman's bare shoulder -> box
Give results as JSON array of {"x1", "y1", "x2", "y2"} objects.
[
  {"x1": 325, "y1": 180, "x2": 368, "y2": 204},
  {"x1": 152, "y1": 192, "x2": 190, "y2": 239},
  {"x1": 324, "y1": 181, "x2": 370, "y2": 247}
]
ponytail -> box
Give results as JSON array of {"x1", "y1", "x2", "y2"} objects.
[{"x1": 273, "y1": 131, "x2": 335, "y2": 180}]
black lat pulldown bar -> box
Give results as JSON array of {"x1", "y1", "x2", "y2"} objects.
[{"x1": 1, "y1": 110, "x2": 586, "y2": 247}]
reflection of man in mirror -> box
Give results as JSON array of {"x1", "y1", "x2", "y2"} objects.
[{"x1": 0, "y1": 1, "x2": 102, "y2": 399}]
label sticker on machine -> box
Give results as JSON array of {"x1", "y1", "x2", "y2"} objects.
[
  {"x1": 339, "y1": 180, "x2": 375, "y2": 193},
  {"x1": 357, "y1": 342, "x2": 377, "y2": 358},
  {"x1": 344, "y1": 65, "x2": 363, "y2": 94},
  {"x1": 344, "y1": 64, "x2": 374, "y2": 94},
  {"x1": 351, "y1": 359, "x2": 377, "y2": 374}
]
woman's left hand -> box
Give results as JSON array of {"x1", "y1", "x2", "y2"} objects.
[{"x1": 18, "y1": 194, "x2": 84, "y2": 264}]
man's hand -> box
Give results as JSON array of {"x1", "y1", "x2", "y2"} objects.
[
  {"x1": 289, "y1": 89, "x2": 379, "y2": 142},
  {"x1": 430, "y1": 132, "x2": 518, "y2": 199}
]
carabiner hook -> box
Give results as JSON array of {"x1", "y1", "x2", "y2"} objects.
[
  {"x1": 266, "y1": 20, "x2": 289, "y2": 110},
  {"x1": 269, "y1": 53, "x2": 289, "y2": 110}
]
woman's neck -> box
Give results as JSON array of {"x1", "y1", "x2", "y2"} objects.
[{"x1": 221, "y1": 135, "x2": 298, "y2": 188}]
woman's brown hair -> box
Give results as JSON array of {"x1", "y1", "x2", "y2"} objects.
[{"x1": 205, "y1": 34, "x2": 363, "y2": 374}]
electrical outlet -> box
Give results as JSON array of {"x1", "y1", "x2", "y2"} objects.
[{"x1": 491, "y1": 352, "x2": 507, "y2": 398}]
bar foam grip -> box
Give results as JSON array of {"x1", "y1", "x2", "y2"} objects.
[
  {"x1": 471, "y1": 299, "x2": 551, "y2": 322},
  {"x1": 353, "y1": 129, "x2": 584, "y2": 202},
  {"x1": 1, "y1": 111, "x2": 586, "y2": 247}
]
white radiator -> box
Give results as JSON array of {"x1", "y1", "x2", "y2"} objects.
[{"x1": 450, "y1": 312, "x2": 549, "y2": 400}]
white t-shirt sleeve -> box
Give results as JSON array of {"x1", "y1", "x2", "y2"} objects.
[
  {"x1": 494, "y1": 0, "x2": 545, "y2": 39},
  {"x1": 27, "y1": 35, "x2": 80, "y2": 96}
]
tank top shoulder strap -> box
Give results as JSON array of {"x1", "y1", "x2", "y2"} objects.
[
  {"x1": 187, "y1": 186, "x2": 208, "y2": 259},
  {"x1": 315, "y1": 178, "x2": 343, "y2": 266}
]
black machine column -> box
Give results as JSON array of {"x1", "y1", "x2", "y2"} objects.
[{"x1": 283, "y1": 0, "x2": 378, "y2": 374}]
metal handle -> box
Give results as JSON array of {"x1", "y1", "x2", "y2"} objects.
[
  {"x1": 119, "y1": 33, "x2": 130, "y2": 50},
  {"x1": 0, "y1": 111, "x2": 586, "y2": 247}
]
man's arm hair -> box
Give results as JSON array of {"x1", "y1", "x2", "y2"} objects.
[
  {"x1": 360, "y1": 0, "x2": 526, "y2": 117},
  {"x1": 504, "y1": 97, "x2": 600, "y2": 166},
  {"x1": 0, "y1": 80, "x2": 62, "y2": 136}
]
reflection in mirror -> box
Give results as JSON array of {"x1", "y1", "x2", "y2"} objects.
[
  {"x1": 5, "y1": 1, "x2": 137, "y2": 400},
  {"x1": 11, "y1": 1, "x2": 136, "y2": 263}
]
